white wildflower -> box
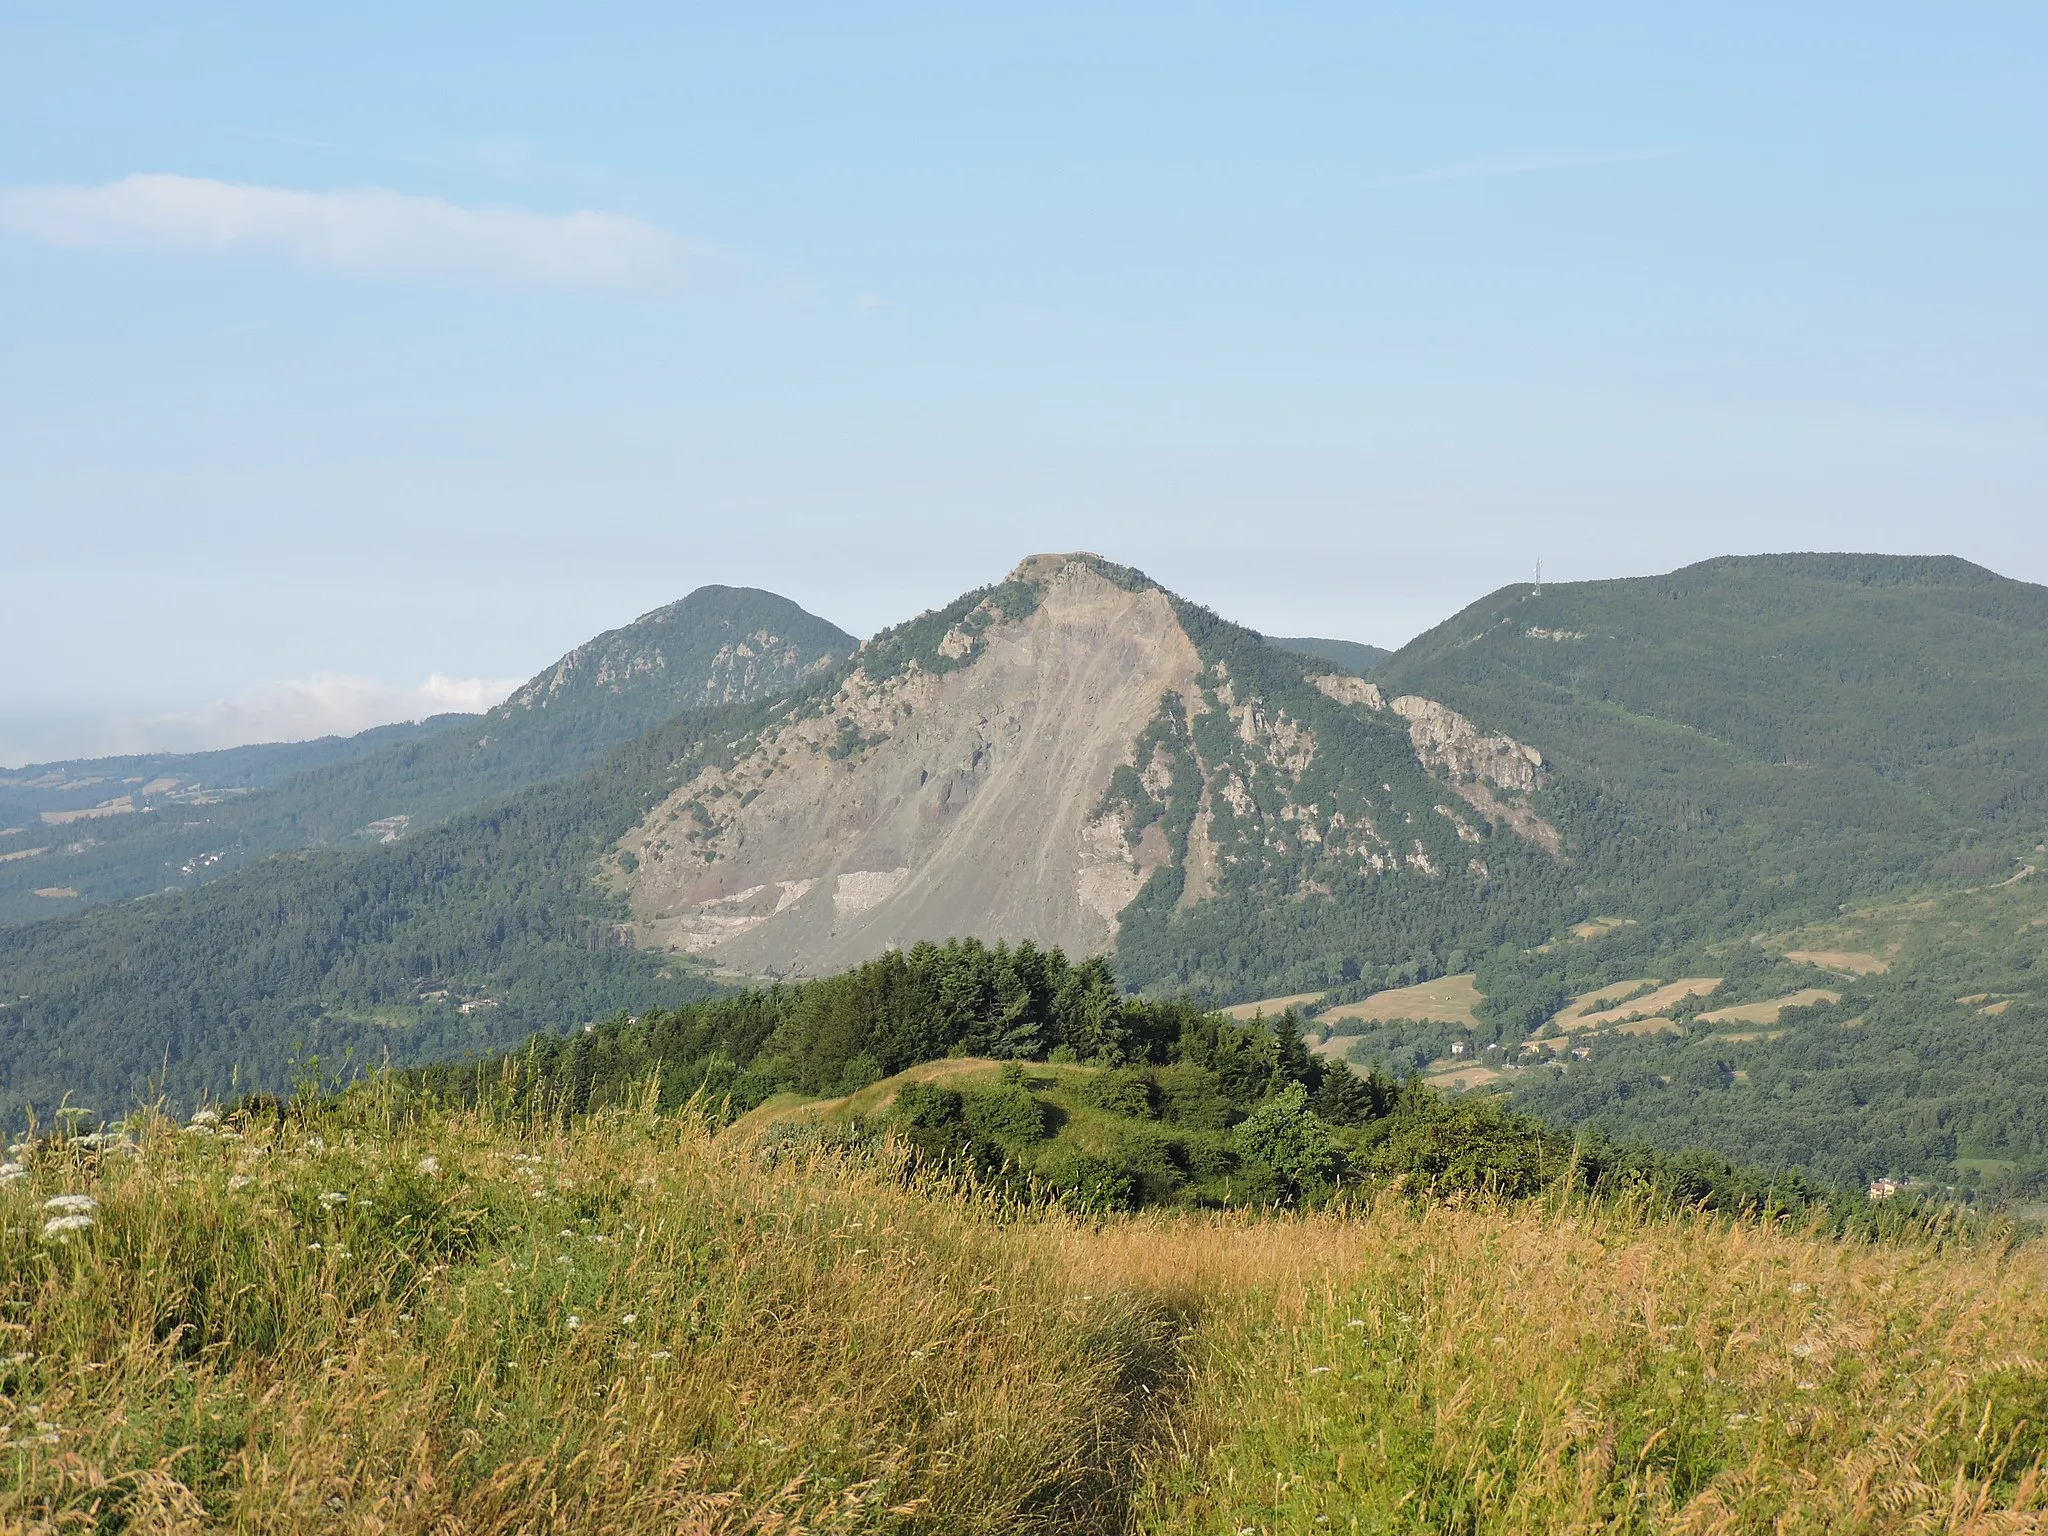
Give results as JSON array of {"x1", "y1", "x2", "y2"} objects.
[
  {"x1": 0, "y1": 1162, "x2": 24, "y2": 1188},
  {"x1": 566, "y1": 1315, "x2": 583, "y2": 1330},
  {"x1": 42, "y1": 1194, "x2": 97, "y2": 1215},
  {"x1": 41, "y1": 1214, "x2": 94, "y2": 1239},
  {"x1": 647, "y1": 1351, "x2": 672, "y2": 1361},
  {"x1": 319, "y1": 1191, "x2": 347, "y2": 1207},
  {"x1": 1309, "y1": 1365, "x2": 1333, "y2": 1375},
  {"x1": 1788, "y1": 1281, "x2": 1810, "y2": 1295},
  {"x1": 1345, "y1": 1318, "x2": 1366, "y2": 1328},
  {"x1": 306, "y1": 1135, "x2": 327, "y2": 1153},
  {"x1": 1789, "y1": 1340, "x2": 1817, "y2": 1358},
  {"x1": 189, "y1": 1108, "x2": 222, "y2": 1127},
  {"x1": 227, "y1": 1175, "x2": 252, "y2": 1191},
  {"x1": 416, "y1": 1154, "x2": 440, "y2": 1176},
  {"x1": 621, "y1": 1313, "x2": 637, "y2": 1326}
]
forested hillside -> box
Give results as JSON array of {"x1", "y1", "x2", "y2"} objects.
[
  {"x1": 0, "y1": 587, "x2": 853, "y2": 924},
  {"x1": 1375, "y1": 553, "x2": 2048, "y2": 920},
  {"x1": 0, "y1": 703, "x2": 771, "y2": 1121}
]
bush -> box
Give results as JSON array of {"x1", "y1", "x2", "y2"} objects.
[
  {"x1": 1077, "y1": 1068, "x2": 1155, "y2": 1118},
  {"x1": 1231, "y1": 1083, "x2": 1336, "y2": 1202},
  {"x1": 892, "y1": 1081, "x2": 964, "y2": 1132},
  {"x1": 1034, "y1": 1145, "x2": 1141, "y2": 1213},
  {"x1": 963, "y1": 1084, "x2": 1047, "y2": 1144}
]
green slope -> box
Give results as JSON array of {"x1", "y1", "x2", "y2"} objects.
[
  {"x1": 1374, "y1": 553, "x2": 2048, "y2": 924},
  {"x1": 0, "y1": 587, "x2": 854, "y2": 925}
]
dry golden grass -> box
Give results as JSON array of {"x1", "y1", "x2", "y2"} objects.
[
  {"x1": 1571, "y1": 978, "x2": 1723, "y2": 1030},
  {"x1": 1323, "y1": 974, "x2": 1484, "y2": 1030},
  {"x1": 1572, "y1": 917, "x2": 1638, "y2": 940},
  {"x1": 1046, "y1": 1199, "x2": 2048, "y2": 1534},
  {"x1": 1784, "y1": 950, "x2": 1892, "y2": 976},
  {"x1": 0, "y1": 1097, "x2": 1161, "y2": 1534},
  {"x1": 4, "y1": 1095, "x2": 2046, "y2": 1534}
]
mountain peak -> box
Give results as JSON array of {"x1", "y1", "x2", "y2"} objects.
[{"x1": 1007, "y1": 551, "x2": 1160, "y2": 593}]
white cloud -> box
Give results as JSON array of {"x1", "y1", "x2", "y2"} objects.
[
  {"x1": 117, "y1": 672, "x2": 522, "y2": 755},
  {"x1": 0, "y1": 173, "x2": 702, "y2": 289}
]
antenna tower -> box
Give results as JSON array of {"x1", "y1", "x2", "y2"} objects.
[{"x1": 1534, "y1": 559, "x2": 1542, "y2": 597}]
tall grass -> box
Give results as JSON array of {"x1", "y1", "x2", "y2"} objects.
[
  {"x1": 1055, "y1": 1197, "x2": 2048, "y2": 1533},
  {"x1": 2, "y1": 1093, "x2": 2043, "y2": 1533},
  {"x1": 0, "y1": 1093, "x2": 1164, "y2": 1533}
]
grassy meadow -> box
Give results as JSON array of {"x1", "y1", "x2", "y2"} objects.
[{"x1": 2, "y1": 1091, "x2": 2045, "y2": 1534}]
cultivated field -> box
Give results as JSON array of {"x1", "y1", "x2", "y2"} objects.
[{"x1": 1322, "y1": 972, "x2": 1483, "y2": 1029}]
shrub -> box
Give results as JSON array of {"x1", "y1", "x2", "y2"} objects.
[
  {"x1": 962, "y1": 1084, "x2": 1047, "y2": 1144},
  {"x1": 1231, "y1": 1083, "x2": 1336, "y2": 1202},
  {"x1": 1078, "y1": 1068, "x2": 1156, "y2": 1119}
]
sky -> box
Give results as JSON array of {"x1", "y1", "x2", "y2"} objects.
[{"x1": 3, "y1": 3, "x2": 2043, "y2": 766}]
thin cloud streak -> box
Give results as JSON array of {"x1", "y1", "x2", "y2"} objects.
[
  {"x1": 0, "y1": 173, "x2": 707, "y2": 290},
  {"x1": 1381, "y1": 147, "x2": 1686, "y2": 186},
  {"x1": 116, "y1": 672, "x2": 523, "y2": 755}
]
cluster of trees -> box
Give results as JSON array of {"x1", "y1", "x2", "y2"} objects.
[{"x1": 401, "y1": 937, "x2": 1891, "y2": 1226}]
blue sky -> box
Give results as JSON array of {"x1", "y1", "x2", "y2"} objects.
[{"x1": 3, "y1": 3, "x2": 2043, "y2": 763}]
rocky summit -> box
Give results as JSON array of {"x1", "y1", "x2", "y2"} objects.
[{"x1": 616, "y1": 554, "x2": 1551, "y2": 977}]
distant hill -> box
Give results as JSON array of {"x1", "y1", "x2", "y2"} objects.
[
  {"x1": 1268, "y1": 636, "x2": 1390, "y2": 676},
  {"x1": 0, "y1": 588, "x2": 855, "y2": 925},
  {"x1": 0, "y1": 719, "x2": 473, "y2": 826},
  {"x1": 1374, "y1": 553, "x2": 2048, "y2": 919}
]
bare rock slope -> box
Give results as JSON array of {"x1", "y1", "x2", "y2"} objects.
[
  {"x1": 625, "y1": 561, "x2": 1202, "y2": 973},
  {"x1": 619, "y1": 555, "x2": 1555, "y2": 977}
]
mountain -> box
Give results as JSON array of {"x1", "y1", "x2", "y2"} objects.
[
  {"x1": 4, "y1": 549, "x2": 2046, "y2": 1202},
  {"x1": 0, "y1": 718, "x2": 473, "y2": 827},
  {"x1": 1268, "y1": 636, "x2": 1390, "y2": 676},
  {"x1": 613, "y1": 554, "x2": 1558, "y2": 983},
  {"x1": 0, "y1": 554, "x2": 1555, "y2": 1117},
  {"x1": 0, "y1": 588, "x2": 855, "y2": 925}
]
